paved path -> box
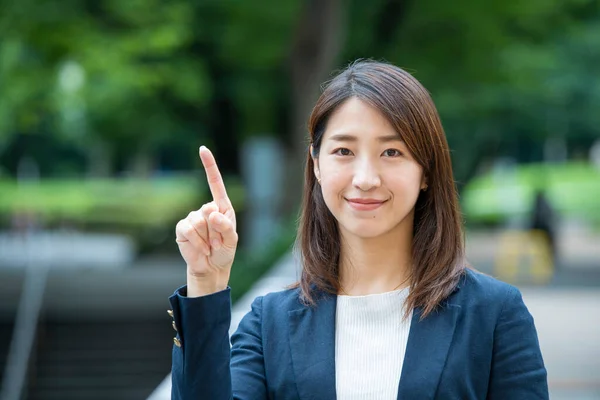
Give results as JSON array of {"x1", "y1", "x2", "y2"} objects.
[
  {"x1": 148, "y1": 251, "x2": 600, "y2": 400},
  {"x1": 524, "y1": 289, "x2": 600, "y2": 399}
]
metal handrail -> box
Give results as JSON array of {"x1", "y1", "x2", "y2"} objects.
[{"x1": 0, "y1": 232, "x2": 49, "y2": 400}]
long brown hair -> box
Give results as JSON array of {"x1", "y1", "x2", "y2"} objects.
[{"x1": 293, "y1": 59, "x2": 465, "y2": 320}]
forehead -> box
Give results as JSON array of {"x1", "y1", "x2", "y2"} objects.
[{"x1": 322, "y1": 97, "x2": 401, "y2": 142}]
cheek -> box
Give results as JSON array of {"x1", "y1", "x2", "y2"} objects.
[
  {"x1": 387, "y1": 167, "x2": 423, "y2": 195},
  {"x1": 320, "y1": 162, "x2": 347, "y2": 188},
  {"x1": 320, "y1": 170, "x2": 347, "y2": 210}
]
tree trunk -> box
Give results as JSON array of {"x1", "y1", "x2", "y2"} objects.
[
  {"x1": 128, "y1": 146, "x2": 155, "y2": 179},
  {"x1": 86, "y1": 138, "x2": 113, "y2": 178},
  {"x1": 283, "y1": 0, "x2": 346, "y2": 216}
]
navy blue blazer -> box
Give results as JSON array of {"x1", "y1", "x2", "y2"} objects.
[{"x1": 168, "y1": 268, "x2": 548, "y2": 399}]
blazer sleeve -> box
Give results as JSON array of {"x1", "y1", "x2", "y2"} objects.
[
  {"x1": 169, "y1": 286, "x2": 267, "y2": 400},
  {"x1": 487, "y1": 286, "x2": 549, "y2": 400}
]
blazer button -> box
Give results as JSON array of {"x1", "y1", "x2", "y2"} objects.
[
  {"x1": 167, "y1": 310, "x2": 174, "y2": 318},
  {"x1": 172, "y1": 321, "x2": 177, "y2": 332},
  {"x1": 173, "y1": 337, "x2": 181, "y2": 347}
]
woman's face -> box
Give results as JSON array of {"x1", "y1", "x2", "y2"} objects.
[{"x1": 312, "y1": 97, "x2": 427, "y2": 240}]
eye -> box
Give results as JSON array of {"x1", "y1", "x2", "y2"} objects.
[
  {"x1": 383, "y1": 149, "x2": 402, "y2": 157},
  {"x1": 333, "y1": 148, "x2": 353, "y2": 156}
]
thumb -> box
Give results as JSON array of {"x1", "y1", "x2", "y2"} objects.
[{"x1": 210, "y1": 212, "x2": 238, "y2": 248}]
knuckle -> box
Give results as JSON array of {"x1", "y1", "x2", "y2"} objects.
[
  {"x1": 192, "y1": 217, "x2": 206, "y2": 229},
  {"x1": 200, "y1": 202, "x2": 217, "y2": 215},
  {"x1": 183, "y1": 225, "x2": 195, "y2": 237},
  {"x1": 187, "y1": 211, "x2": 203, "y2": 223},
  {"x1": 208, "y1": 174, "x2": 222, "y2": 184}
]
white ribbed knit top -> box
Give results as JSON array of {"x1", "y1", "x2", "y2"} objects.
[{"x1": 335, "y1": 287, "x2": 412, "y2": 400}]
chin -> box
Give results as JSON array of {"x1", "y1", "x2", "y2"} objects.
[
  {"x1": 337, "y1": 211, "x2": 414, "y2": 241},
  {"x1": 340, "y1": 221, "x2": 390, "y2": 239}
]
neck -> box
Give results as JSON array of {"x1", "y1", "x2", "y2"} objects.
[{"x1": 338, "y1": 224, "x2": 413, "y2": 296}]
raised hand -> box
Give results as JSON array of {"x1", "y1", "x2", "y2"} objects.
[{"x1": 175, "y1": 146, "x2": 238, "y2": 297}]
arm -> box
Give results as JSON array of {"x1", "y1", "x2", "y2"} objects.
[
  {"x1": 487, "y1": 286, "x2": 549, "y2": 399},
  {"x1": 169, "y1": 286, "x2": 267, "y2": 400}
]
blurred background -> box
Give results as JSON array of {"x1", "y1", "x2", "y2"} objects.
[{"x1": 0, "y1": 0, "x2": 599, "y2": 399}]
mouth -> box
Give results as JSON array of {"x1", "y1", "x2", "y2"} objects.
[{"x1": 345, "y1": 198, "x2": 387, "y2": 211}]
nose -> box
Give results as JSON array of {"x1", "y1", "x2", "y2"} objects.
[{"x1": 352, "y1": 158, "x2": 381, "y2": 191}]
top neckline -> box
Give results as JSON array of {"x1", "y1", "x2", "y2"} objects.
[{"x1": 337, "y1": 286, "x2": 409, "y2": 299}]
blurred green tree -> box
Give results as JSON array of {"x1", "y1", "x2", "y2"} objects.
[
  {"x1": 342, "y1": 0, "x2": 600, "y2": 183},
  {"x1": 0, "y1": 0, "x2": 211, "y2": 177},
  {"x1": 1, "y1": 0, "x2": 599, "y2": 189}
]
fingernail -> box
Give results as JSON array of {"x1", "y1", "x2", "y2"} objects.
[{"x1": 211, "y1": 239, "x2": 221, "y2": 250}]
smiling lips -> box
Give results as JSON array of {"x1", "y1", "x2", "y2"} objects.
[{"x1": 346, "y1": 198, "x2": 387, "y2": 211}]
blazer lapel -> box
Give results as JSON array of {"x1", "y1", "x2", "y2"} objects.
[
  {"x1": 397, "y1": 302, "x2": 461, "y2": 399},
  {"x1": 288, "y1": 292, "x2": 337, "y2": 400}
]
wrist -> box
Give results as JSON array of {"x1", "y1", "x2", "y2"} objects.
[{"x1": 186, "y1": 270, "x2": 229, "y2": 298}]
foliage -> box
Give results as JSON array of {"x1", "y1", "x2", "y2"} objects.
[
  {"x1": 0, "y1": 0, "x2": 300, "y2": 174},
  {"x1": 2, "y1": 0, "x2": 600, "y2": 215},
  {"x1": 342, "y1": 0, "x2": 600, "y2": 183}
]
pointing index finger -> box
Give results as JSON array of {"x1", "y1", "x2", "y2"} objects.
[{"x1": 199, "y1": 146, "x2": 230, "y2": 211}]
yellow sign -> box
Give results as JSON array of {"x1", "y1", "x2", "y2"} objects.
[{"x1": 494, "y1": 230, "x2": 554, "y2": 285}]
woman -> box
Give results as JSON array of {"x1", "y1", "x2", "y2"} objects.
[{"x1": 169, "y1": 60, "x2": 548, "y2": 399}]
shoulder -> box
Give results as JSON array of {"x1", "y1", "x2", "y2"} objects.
[
  {"x1": 450, "y1": 268, "x2": 524, "y2": 313},
  {"x1": 247, "y1": 285, "x2": 306, "y2": 316},
  {"x1": 461, "y1": 267, "x2": 518, "y2": 293}
]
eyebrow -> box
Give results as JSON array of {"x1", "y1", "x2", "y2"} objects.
[{"x1": 327, "y1": 133, "x2": 403, "y2": 143}]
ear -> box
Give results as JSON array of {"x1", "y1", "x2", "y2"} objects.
[
  {"x1": 310, "y1": 145, "x2": 321, "y2": 182},
  {"x1": 420, "y1": 174, "x2": 428, "y2": 191}
]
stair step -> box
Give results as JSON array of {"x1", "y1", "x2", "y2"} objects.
[
  {"x1": 28, "y1": 387, "x2": 152, "y2": 400},
  {"x1": 34, "y1": 362, "x2": 168, "y2": 376},
  {"x1": 27, "y1": 319, "x2": 172, "y2": 400}
]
